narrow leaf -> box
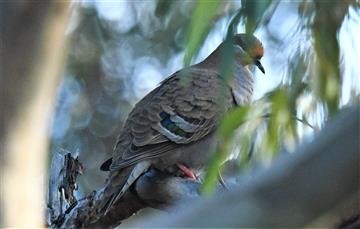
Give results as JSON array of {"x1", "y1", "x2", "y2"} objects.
[{"x1": 183, "y1": 0, "x2": 221, "y2": 67}]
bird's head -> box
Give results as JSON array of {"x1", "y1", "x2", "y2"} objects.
[{"x1": 232, "y1": 34, "x2": 265, "y2": 74}]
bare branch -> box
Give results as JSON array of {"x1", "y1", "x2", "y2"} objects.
[
  {"x1": 48, "y1": 158, "x2": 202, "y2": 228},
  {"x1": 47, "y1": 150, "x2": 83, "y2": 227}
]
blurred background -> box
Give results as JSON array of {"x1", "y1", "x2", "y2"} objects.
[
  {"x1": 1, "y1": 0, "x2": 359, "y2": 227},
  {"x1": 51, "y1": 0, "x2": 359, "y2": 196}
]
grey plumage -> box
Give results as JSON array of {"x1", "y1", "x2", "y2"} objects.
[{"x1": 100, "y1": 33, "x2": 265, "y2": 213}]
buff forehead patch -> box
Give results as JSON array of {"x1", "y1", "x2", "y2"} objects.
[{"x1": 234, "y1": 34, "x2": 264, "y2": 59}]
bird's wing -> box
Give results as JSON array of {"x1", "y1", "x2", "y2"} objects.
[{"x1": 109, "y1": 68, "x2": 233, "y2": 170}]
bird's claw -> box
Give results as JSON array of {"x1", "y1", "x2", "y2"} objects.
[{"x1": 177, "y1": 163, "x2": 197, "y2": 180}]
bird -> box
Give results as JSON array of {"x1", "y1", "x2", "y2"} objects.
[{"x1": 100, "y1": 33, "x2": 265, "y2": 213}]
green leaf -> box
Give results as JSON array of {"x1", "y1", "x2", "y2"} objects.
[
  {"x1": 201, "y1": 148, "x2": 227, "y2": 196},
  {"x1": 202, "y1": 106, "x2": 249, "y2": 195},
  {"x1": 218, "y1": 106, "x2": 249, "y2": 138},
  {"x1": 183, "y1": 0, "x2": 221, "y2": 67},
  {"x1": 241, "y1": 0, "x2": 274, "y2": 33},
  {"x1": 309, "y1": 1, "x2": 352, "y2": 115},
  {"x1": 264, "y1": 89, "x2": 290, "y2": 156},
  {"x1": 155, "y1": 0, "x2": 174, "y2": 18},
  {"x1": 238, "y1": 133, "x2": 253, "y2": 170}
]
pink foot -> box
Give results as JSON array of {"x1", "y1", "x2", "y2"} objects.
[{"x1": 177, "y1": 163, "x2": 197, "y2": 180}]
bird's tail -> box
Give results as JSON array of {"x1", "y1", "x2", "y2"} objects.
[{"x1": 101, "y1": 161, "x2": 151, "y2": 215}]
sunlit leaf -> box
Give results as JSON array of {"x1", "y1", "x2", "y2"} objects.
[
  {"x1": 264, "y1": 89, "x2": 290, "y2": 156},
  {"x1": 201, "y1": 147, "x2": 227, "y2": 196},
  {"x1": 219, "y1": 106, "x2": 250, "y2": 138},
  {"x1": 183, "y1": 0, "x2": 221, "y2": 67},
  {"x1": 202, "y1": 106, "x2": 249, "y2": 194},
  {"x1": 306, "y1": 1, "x2": 352, "y2": 115},
  {"x1": 238, "y1": 133, "x2": 253, "y2": 170}
]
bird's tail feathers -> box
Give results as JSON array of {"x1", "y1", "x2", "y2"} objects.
[{"x1": 102, "y1": 161, "x2": 151, "y2": 215}]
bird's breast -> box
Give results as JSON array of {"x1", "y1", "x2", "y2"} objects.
[{"x1": 231, "y1": 65, "x2": 254, "y2": 105}]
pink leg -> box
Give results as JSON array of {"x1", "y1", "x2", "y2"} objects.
[{"x1": 177, "y1": 163, "x2": 197, "y2": 180}]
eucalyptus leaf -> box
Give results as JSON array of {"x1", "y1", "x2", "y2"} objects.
[{"x1": 183, "y1": 0, "x2": 221, "y2": 67}]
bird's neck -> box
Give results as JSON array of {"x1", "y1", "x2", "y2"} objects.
[
  {"x1": 196, "y1": 46, "x2": 254, "y2": 105},
  {"x1": 231, "y1": 63, "x2": 254, "y2": 105},
  {"x1": 195, "y1": 46, "x2": 223, "y2": 72}
]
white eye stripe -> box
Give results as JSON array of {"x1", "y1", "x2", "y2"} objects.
[{"x1": 234, "y1": 44, "x2": 246, "y2": 53}]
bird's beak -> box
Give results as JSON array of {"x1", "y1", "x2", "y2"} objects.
[{"x1": 254, "y1": 60, "x2": 265, "y2": 74}]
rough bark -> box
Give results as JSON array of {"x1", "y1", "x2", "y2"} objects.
[{"x1": 47, "y1": 150, "x2": 202, "y2": 228}]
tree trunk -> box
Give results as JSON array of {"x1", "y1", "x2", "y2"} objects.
[{"x1": 1, "y1": 2, "x2": 70, "y2": 227}]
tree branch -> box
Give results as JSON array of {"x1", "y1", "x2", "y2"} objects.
[
  {"x1": 47, "y1": 153, "x2": 203, "y2": 228},
  {"x1": 47, "y1": 106, "x2": 359, "y2": 228},
  {"x1": 133, "y1": 105, "x2": 360, "y2": 227},
  {"x1": 1, "y1": 2, "x2": 70, "y2": 227}
]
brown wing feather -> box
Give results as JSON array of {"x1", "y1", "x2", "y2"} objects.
[{"x1": 109, "y1": 69, "x2": 233, "y2": 171}]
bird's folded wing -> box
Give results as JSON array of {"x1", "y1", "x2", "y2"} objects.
[{"x1": 110, "y1": 69, "x2": 232, "y2": 170}]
